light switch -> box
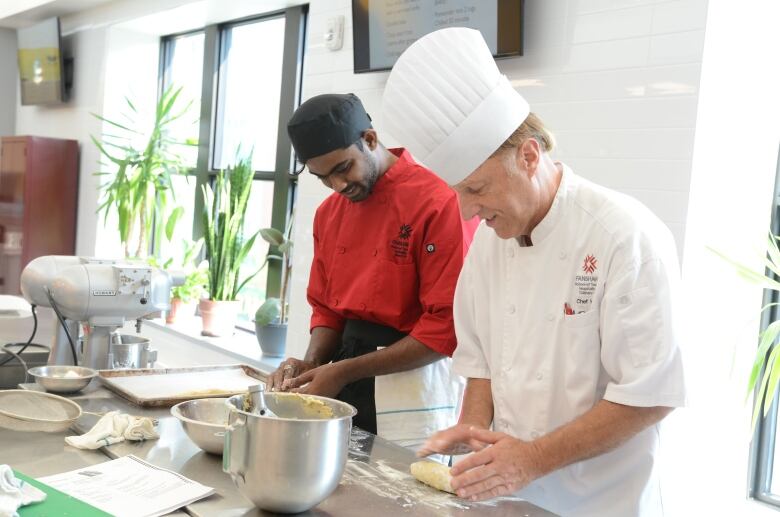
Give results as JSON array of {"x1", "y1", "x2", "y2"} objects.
[{"x1": 324, "y1": 15, "x2": 344, "y2": 51}]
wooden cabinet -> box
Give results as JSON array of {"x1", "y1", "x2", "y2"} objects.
[{"x1": 0, "y1": 136, "x2": 79, "y2": 294}]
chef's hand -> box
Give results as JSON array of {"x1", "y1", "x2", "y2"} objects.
[
  {"x1": 286, "y1": 362, "x2": 346, "y2": 398},
  {"x1": 266, "y1": 358, "x2": 316, "y2": 392},
  {"x1": 448, "y1": 428, "x2": 544, "y2": 502},
  {"x1": 416, "y1": 424, "x2": 491, "y2": 457}
]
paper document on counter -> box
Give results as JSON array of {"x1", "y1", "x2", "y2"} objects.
[{"x1": 38, "y1": 455, "x2": 215, "y2": 517}]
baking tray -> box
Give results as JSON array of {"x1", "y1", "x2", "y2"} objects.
[{"x1": 98, "y1": 364, "x2": 267, "y2": 407}]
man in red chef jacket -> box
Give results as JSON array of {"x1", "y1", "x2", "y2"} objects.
[{"x1": 266, "y1": 93, "x2": 476, "y2": 448}]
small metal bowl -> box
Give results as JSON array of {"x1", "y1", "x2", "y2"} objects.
[
  {"x1": 171, "y1": 398, "x2": 230, "y2": 454},
  {"x1": 27, "y1": 365, "x2": 98, "y2": 394}
]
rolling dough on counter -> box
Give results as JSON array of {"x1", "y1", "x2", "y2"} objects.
[{"x1": 410, "y1": 460, "x2": 455, "y2": 494}]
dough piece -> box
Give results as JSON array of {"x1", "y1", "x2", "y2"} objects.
[
  {"x1": 410, "y1": 460, "x2": 455, "y2": 494},
  {"x1": 292, "y1": 393, "x2": 334, "y2": 418}
]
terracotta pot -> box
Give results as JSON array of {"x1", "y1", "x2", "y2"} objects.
[
  {"x1": 199, "y1": 299, "x2": 241, "y2": 337},
  {"x1": 166, "y1": 298, "x2": 196, "y2": 324}
]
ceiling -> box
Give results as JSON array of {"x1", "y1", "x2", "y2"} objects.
[{"x1": 0, "y1": 0, "x2": 117, "y2": 29}]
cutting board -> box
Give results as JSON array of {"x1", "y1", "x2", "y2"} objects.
[
  {"x1": 15, "y1": 470, "x2": 111, "y2": 517},
  {"x1": 98, "y1": 364, "x2": 266, "y2": 407}
]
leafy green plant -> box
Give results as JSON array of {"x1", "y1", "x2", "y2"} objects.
[
  {"x1": 201, "y1": 155, "x2": 262, "y2": 301},
  {"x1": 92, "y1": 85, "x2": 195, "y2": 257},
  {"x1": 146, "y1": 238, "x2": 207, "y2": 304},
  {"x1": 172, "y1": 240, "x2": 208, "y2": 303},
  {"x1": 173, "y1": 266, "x2": 209, "y2": 304},
  {"x1": 710, "y1": 232, "x2": 780, "y2": 428},
  {"x1": 255, "y1": 212, "x2": 294, "y2": 326}
]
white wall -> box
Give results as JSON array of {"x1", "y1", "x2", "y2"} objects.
[
  {"x1": 0, "y1": 28, "x2": 17, "y2": 136},
  {"x1": 286, "y1": 0, "x2": 709, "y2": 359}
]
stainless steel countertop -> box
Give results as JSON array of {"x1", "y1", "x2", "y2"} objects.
[
  {"x1": 9, "y1": 382, "x2": 557, "y2": 516},
  {"x1": 0, "y1": 424, "x2": 188, "y2": 516}
]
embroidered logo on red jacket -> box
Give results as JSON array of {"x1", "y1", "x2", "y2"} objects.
[
  {"x1": 398, "y1": 224, "x2": 412, "y2": 240},
  {"x1": 582, "y1": 254, "x2": 598, "y2": 274}
]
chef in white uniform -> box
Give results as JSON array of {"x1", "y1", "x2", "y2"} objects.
[{"x1": 382, "y1": 28, "x2": 686, "y2": 517}]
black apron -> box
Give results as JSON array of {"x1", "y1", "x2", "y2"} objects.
[{"x1": 333, "y1": 319, "x2": 407, "y2": 435}]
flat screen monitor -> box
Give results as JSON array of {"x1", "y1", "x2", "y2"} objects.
[
  {"x1": 352, "y1": 0, "x2": 524, "y2": 74},
  {"x1": 17, "y1": 17, "x2": 65, "y2": 105}
]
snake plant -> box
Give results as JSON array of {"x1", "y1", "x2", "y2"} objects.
[{"x1": 201, "y1": 156, "x2": 262, "y2": 301}]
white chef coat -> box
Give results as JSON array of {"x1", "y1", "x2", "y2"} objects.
[{"x1": 453, "y1": 164, "x2": 686, "y2": 517}]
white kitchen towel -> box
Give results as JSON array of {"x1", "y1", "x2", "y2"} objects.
[
  {"x1": 0, "y1": 465, "x2": 46, "y2": 517},
  {"x1": 65, "y1": 411, "x2": 158, "y2": 450}
]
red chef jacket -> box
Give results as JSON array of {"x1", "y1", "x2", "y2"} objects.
[{"x1": 307, "y1": 148, "x2": 476, "y2": 356}]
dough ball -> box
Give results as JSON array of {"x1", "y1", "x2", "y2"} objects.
[{"x1": 410, "y1": 460, "x2": 455, "y2": 494}]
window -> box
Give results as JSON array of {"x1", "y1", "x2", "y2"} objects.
[
  {"x1": 161, "y1": 31, "x2": 204, "y2": 169},
  {"x1": 214, "y1": 17, "x2": 286, "y2": 172},
  {"x1": 749, "y1": 147, "x2": 780, "y2": 507},
  {"x1": 157, "y1": 31, "x2": 204, "y2": 268},
  {"x1": 157, "y1": 6, "x2": 306, "y2": 326}
]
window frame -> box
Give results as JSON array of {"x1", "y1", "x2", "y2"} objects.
[
  {"x1": 156, "y1": 5, "x2": 307, "y2": 323},
  {"x1": 749, "y1": 144, "x2": 780, "y2": 508}
]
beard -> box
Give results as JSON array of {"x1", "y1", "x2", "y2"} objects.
[{"x1": 347, "y1": 150, "x2": 380, "y2": 202}]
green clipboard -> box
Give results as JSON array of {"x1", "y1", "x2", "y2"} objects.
[{"x1": 14, "y1": 470, "x2": 112, "y2": 517}]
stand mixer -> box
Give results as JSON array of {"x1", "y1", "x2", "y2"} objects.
[{"x1": 19, "y1": 256, "x2": 183, "y2": 370}]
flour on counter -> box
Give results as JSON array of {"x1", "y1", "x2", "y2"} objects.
[{"x1": 343, "y1": 458, "x2": 528, "y2": 512}]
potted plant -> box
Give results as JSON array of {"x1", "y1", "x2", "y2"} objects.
[
  {"x1": 254, "y1": 215, "x2": 293, "y2": 357},
  {"x1": 92, "y1": 85, "x2": 195, "y2": 258},
  {"x1": 165, "y1": 239, "x2": 208, "y2": 324},
  {"x1": 711, "y1": 232, "x2": 780, "y2": 427},
  {"x1": 200, "y1": 155, "x2": 262, "y2": 337}
]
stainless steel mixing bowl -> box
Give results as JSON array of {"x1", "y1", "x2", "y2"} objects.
[
  {"x1": 171, "y1": 398, "x2": 230, "y2": 454},
  {"x1": 223, "y1": 392, "x2": 357, "y2": 513},
  {"x1": 27, "y1": 365, "x2": 98, "y2": 393}
]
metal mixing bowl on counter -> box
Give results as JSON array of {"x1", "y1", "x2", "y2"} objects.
[
  {"x1": 171, "y1": 398, "x2": 230, "y2": 454},
  {"x1": 224, "y1": 392, "x2": 357, "y2": 514},
  {"x1": 27, "y1": 365, "x2": 98, "y2": 393}
]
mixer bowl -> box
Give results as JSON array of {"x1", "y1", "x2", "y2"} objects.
[
  {"x1": 171, "y1": 398, "x2": 230, "y2": 454},
  {"x1": 223, "y1": 392, "x2": 356, "y2": 513}
]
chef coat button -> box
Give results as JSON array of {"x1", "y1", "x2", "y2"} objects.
[
  {"x1": 536, "y1": 372, "x2": 543, "y2": 380},
  {"x1": 360, "y1": 303, "x2": 367, "y2": 310},
  {"x1": 531, "y1": 430, "x2": 540, "y2": 439},
  {"x1": 508, "y1": 305, "x2": 516, "y2": 314},
  {"x1": 334, "y1": 299, "x2": 339, "y2": 306},
  {"x1": 508, "y1": 248, "x2": 515, "y2": 258},
  {"x1": 559, "y1": 251, "x2": 567, "y2": 260},
  {"x1": 546, "y1": 313, "x2": 554, "y2": 321},
  {"x1": 337, "y1": 246, "x2": 345, "y2": 254}
]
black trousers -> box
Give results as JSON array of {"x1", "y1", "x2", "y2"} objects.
[{"x1": 333, "y1": 319, "x2": 406, "y2": 435}]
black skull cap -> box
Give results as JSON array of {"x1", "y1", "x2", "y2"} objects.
[{"x1": 287, "y1": 93, "x2": 372, "y2": 163}]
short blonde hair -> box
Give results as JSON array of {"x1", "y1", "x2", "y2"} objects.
[{"x1": 491, "y1": 112, "x2": 555, "y2": 157}]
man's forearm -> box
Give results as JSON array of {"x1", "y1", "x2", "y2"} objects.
[
  {"x1": 337, "y1": 335, "x2": 443, "y2": 384},
  {"x1": 532, "y1": 400, "x2": 673, "y2": 476},
  {"x1": 304, "y1": 327, "x2": 343, "y2": 366},
  {"x1": 458, "y1": 378, "x2": 493, "y2": 429}
]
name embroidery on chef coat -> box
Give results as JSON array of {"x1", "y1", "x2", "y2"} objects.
[
  {"x1": 570, "y1": 254, "x2": 598, "y2": 314},
  {"x1": 391, "y1": 223, "x2": 412, "y2": 258}
]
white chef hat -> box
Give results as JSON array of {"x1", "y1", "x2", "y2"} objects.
[{"x1": 382, "y1": 28, "x2": 529, "y2": 185}]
